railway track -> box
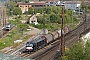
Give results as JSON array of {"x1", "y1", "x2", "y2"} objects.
[
  {"x1": 30, "y1": 33, "x2": 79, "y2": 60},
  {"x1": 34, "y1": 41, "x2": 60, "y2": 60},
  {"x1": 4, "y1": 15, "x2": 90, "y2": 60},
  {"x1": 0, "y1": 26, "x2": 16, "y2": 40},
  {"x1": 0, "y1": 30, "x2": 8, "y2": 39},
  {"x1": 18, "y1": 32, "x2": 81, "y2": 60},
  {"x1": 20, "y1": 40, "x2": 60, "y2": 59},
  {"x1": 27, "y1": 34, "x2": 79, "y2": 60},
  {"x1": 26, "y1": 15, "x2": 90, "y2": 60}
]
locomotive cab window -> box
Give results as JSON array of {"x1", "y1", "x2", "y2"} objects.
[
  {"x1": 29, "y1": 44, "x2": 33, "y2": 47},
  {"x1": 26, "y1": 42, "x2": 33, "y2": 47},
  {"x1": 6, "y1": 27, "x2": 9, "y2": 28}
]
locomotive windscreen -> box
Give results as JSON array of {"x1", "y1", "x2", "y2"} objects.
[{"x1": 26, "y1": 42, "x2": 33, "y2": 47}]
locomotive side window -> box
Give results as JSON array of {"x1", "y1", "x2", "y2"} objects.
[
  {"x1": 37, "y1": 42, "x2": 40, "y2": 47},
  {"x1": 41, "y1": 40, "x2": 44, "y2": 44}
]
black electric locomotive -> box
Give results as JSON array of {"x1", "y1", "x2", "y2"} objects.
[
  {"x1": 25, "y1": 30, "x2": 63, "y2": 53},
  {"x1": 25, "y1": 36, "x2": 46, "y2": 52}
]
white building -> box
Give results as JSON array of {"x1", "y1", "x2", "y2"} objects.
[
  {"x1": 64, "y1": 1, "x2": 81, "y2": 10},
  {"x1": 28, "y1": 14, "x2": 38, "y2": 25}
]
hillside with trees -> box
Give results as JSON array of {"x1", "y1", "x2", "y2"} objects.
[
  {"x1": 27, "y1": 6, "x2": 78, "y2": 31},
  {"x1": 5, "y1": 0, "x2": 79, "y2": 32},
  {"x1": 63, "y1": 40, "x2": 90, "y2": 60}
]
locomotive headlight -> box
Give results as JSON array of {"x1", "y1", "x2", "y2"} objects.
[{"x1": 26, "y1": 47, "x2": 33, "y2": 50}]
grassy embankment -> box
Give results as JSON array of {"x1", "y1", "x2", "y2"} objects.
[
  {"x1": 0, "y1": 19, "x2": 31, "y2": 50},
  {"x1": 0, "y1": 12, "x2": 81, "y2": 51}
]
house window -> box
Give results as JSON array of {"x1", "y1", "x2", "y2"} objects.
[
  {"x1": 34, "y1": 21, "x2": 35, "y2": 22},
  {"x1": 31, "y1": 21, "x2": 34, "y2": 23},
  {"x1": 20, "y1": 6, "x2": 22, "y2": 7}
]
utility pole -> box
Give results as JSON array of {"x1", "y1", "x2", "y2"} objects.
[
  {"x1": 2, "y1": 7, "x2": 6, "y2": 27},
  {"x1": 42, "y1": 11, "x2": 46, "y2": 34},
  {"x1": 72, "y1": 3, "x2": 73, "y2": 26},
  {"x1": 71, "y1": 1, "x2": 74, "y2": 26},
  {"x1": 0, "y1": 2, "x2": 6, "y2": 27},
  {"x1": 60, "y1": 2, "x2": 65, "y2": 58},
  {"x1": 84, "y1": 8, "x2": 86, "y2": 31},
  {"x1": 7, "y1": 0, "x2": 10, "y2": 21}
]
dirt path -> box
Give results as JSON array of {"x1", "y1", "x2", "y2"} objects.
[{"x1": 24, "y1": 26, "x2": 41, "y2": 36}]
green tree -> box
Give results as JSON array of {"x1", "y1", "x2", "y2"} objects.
[
  {"x1": 51, "y1": 6, "x2": 58, "y2": 14},
  {"x1": 50, "y1": 12, "x2": 60, "y2": 23},
  {"x1": 6, "y1": 1, "x2": 22, "y2": 15},
  {"x1": 57, "y1": 6, "x2": 62, "y2": 14},
  {"x1": 46, "y1": 6, "x2": 52, "y2": 14},
  {"x1": 67, "y1": 43, "x2": 84, "y2": 60},
  {"x1": 13, "y1": 7, "x2": 22, "y2": 15},
  {"x1": 25, "y1": 0, "x2": 29, "y2": 3},
  {"x1": 34, "y1": 8, "x2": 44, "y2": 14},
  {"x1": 84, "y1": 41, "x2": 90, "y2": 60},
  {"x1": 64, "y1": 40, "x2": 90, "y2": 60},
  {"x1": 28, "y1": 7, "x2": 34, "y2": 14},
  {"x1": 81, "y1": 0, "x2": 88, "y2": 11},
  {"x1": 10, "y1": 1, "x2": 17, "y2": 7},
  {"x1": 88, "y1": 6, "x2": 90, "y2": 9},
  {"x1": 65, "y1": 14, "x2": 71, "y2": 24},
  {"x1": 37, "y1": 16, "x2": 43, "y2": 23}
]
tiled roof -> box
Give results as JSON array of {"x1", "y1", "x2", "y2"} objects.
[
  {"x1": 65, "y1": 1, "x2": 81, "y2": 4},
  {"x1": 30, "y1": 2, "x2": 46, "y2": 5},
  {"x1": 17, "y1": 2, "x2": 31, "y2": 5},
  {"x1": 85, "y1": 1, "x2": 90, "y2": 5},
  {"x1": 17, "y1": 2, "x2": 46, "y2": 5}
]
